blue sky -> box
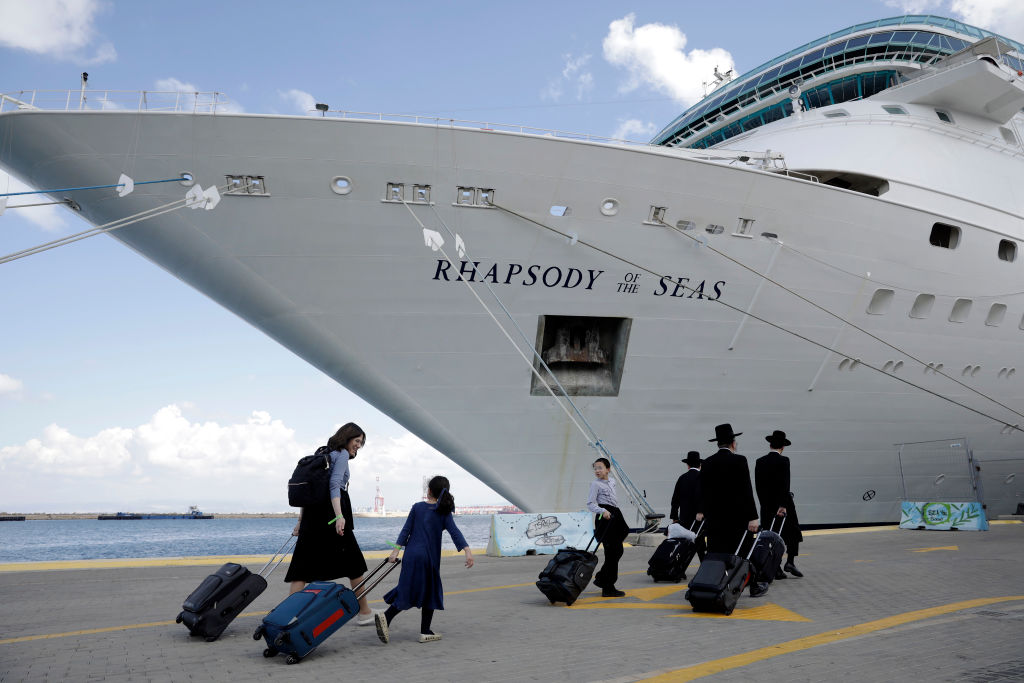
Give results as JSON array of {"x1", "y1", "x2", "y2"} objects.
[{"x1": 1, "y1": 0, "x2": 1019, "y2": 513}]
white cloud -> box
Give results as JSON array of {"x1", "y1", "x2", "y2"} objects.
[
  {"x1": 0, "y1": 170, "x2": 69, "y2": 232},
  {"x1": 611, "y1": 118, "x2": 658, "y2": 141},
  {"x1": 279, "y1": 89, "x2": 317, "y2": 115},
  {"x1": 0, "y1": 405, "x2": 506, "y2": 512},
  {"x1": 884, "y1": 0, "x2": 1024, "y2": 38},
  {"x1": 603, "y1": 14, "x2": 734, "y2": 107},
  {"x1": 153, "y1": 78, "x2": 244, "y2": 113},
  {"x1": 0, "y1": 373, "x2": 24, "y2": 395},
  {"x1": 0, "y1": 0, "x2": 115, "y2": 64},
  {"x1": 544, "y1": 53, "x2": 594, "y2": 101}
]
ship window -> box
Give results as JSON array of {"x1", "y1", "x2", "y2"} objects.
[
  {"x1": 910, "y1": 294, "x2": 935, "y2": 319},
  {"x1": 550, "y1": 205, "x2": 571, "y2": 217},
  {"x1": 331, "y1": 176, "x2": 352, "y2": 195},
  {"x1": 986, "y1": 303, "x2": 1008, "y2": 327},
  {"x1": 882, "y1": 105, "x2": 908, "y2": 115},
  {"x1": 867, "y1": 289, "x2": 895, "y2": 315},
  {"x1": 930, "y1": 223, "x2": 960, "y2": 249},
  {"x1": 706, "y1": 224, "x2": 724, "y2": 235},
  {"x1": 530, "y1": 315, "x2": 632, "y2": 397},
  {"x1": 950, "y1": 298, "x2": 972, "y2": 323},
  {"x1": 999, "y1": 239, "x2": 1017, "y2": 262},
  {"x1": 935, "y1": 110, "x2": 953, "y2": 123},
  {"x1": 676, "y1": 220, "x2": 695, "y2": 230},
  {"x1": 1000, "y1": 127, "x2": 1018, "y2": 146}
]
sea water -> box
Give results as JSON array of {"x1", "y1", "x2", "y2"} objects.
[{"x1": 0, "y1": 516, "x2": 494, "y2": 563}]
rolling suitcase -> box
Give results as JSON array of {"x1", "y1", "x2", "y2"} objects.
[
  {"x1": 176, "y1": 535, "x2": 294, "y2": 641},
  {"x1": 684, "y1": 532, "x2": 755, "y2": 616},
  {"x1": 536, "y1": 535, "x2": 600, "y2": 606},
  {"x1": 255, "y1": 558, "x2": 400, "y2": 664},
  {"x1": 647, "y1": 521, "x2": 703, "y2": 583},
  {"x1": 749, "y1": 517, "x2": 787, "y2": 584}
]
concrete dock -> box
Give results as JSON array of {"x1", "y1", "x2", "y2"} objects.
[{"x1": 1, "y1": 522, "x2": 1022, "y2": 682}]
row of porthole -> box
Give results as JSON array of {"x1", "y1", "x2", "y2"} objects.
[
  {"x1": 841, "y1": 358, "x2": 1016, "y2": 378},
  {"x1": 868, "y1": 289, "x2": 1023, "y2": 328}
]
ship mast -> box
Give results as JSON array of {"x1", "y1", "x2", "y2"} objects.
[{"x1": 373, "y1": 474, "x2": 386, "y2": 516}]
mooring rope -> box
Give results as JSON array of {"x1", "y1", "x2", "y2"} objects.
[{"x1": 0, "y1": 177, "x2": 184, "y2": 198}]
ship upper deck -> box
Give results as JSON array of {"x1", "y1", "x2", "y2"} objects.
[{"x1": 653, "y1": 15, "x2": 1024, "y2": 150}]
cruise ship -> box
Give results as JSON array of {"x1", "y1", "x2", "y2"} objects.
[{"x1": 2, "y1": 15, "x2": 1023, "y2": 526}]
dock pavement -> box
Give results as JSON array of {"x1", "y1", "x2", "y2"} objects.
[{"x1": 1, "y1": 522, "x2": 1022, "y2": 682}]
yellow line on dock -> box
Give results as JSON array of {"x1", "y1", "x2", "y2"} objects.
[{"x1": 637, "y1": 595, "x2": 1024, "y2": 682}]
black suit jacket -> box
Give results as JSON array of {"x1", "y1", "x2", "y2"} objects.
[
  {"x1": 755, "y1": 451, "x2": 802, "y2": 543},
  {"x1": 669, "y1": 468, "x2": 701, "y2": 526},
  {"x1": 698, "y1": 448, "x2": 758, "y2": 536}
]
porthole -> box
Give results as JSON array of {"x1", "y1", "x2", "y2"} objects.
[
  {"x1": 986, "y1": 303, "x2": 1007, "y2": 327},
  {"x1": 999, "y1": 240, "x2": 1017, "y2": 262},
  {"x1": 600, "y1": 198, "x2": 620, "y2": 216},
  {"x1": 910, "y1": 294, "x2": 935, "y2": 319},
  {"x1": 179, "y1": 172, "x2": 196, "y2": 187},
  {"x1": 949, "y1": 298, "x2": 972, "y2": 323},
  {"x1": 930, "y1": 223, "x2": 961, "y2": 249},
  {"x1": 331, "y1": 176, "x2": 353, "y2": 195}
]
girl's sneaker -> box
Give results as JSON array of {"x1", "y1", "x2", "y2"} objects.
[
  {"x1": 418, "y1": 632, "x2": 442, "y2": 643},
  {"x1": 374, "y1": 612, "x2": 390, "y2": 644}
]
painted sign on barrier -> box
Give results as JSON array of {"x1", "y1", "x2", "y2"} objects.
[
  {"x1": 485, "y1": 511, "x2": 595, "y2": 556},
  {"x1": 899, "y1": 501, "x2": 988, "y2": 531}
]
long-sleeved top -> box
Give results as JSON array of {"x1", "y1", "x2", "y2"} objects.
[
  {"x1": 587, "y1": 477, "x2": 619, "y2": 513},
  {"x1": 670, "y1": 468, "x2": 702, "y2": 526},
  {"x1": 328, "y1": 450, "x2": 351, "y2": 499}
]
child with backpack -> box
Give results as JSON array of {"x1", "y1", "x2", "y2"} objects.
[{"x1": 374, "y1": 476, "x2": 474, "y2": 644}]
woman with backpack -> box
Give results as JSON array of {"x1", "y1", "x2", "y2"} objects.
[{"x1": 284, "y1": 422, "x2": 376, "y2": 625}]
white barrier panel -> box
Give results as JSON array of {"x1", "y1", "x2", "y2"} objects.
[
  {"x1": 485, "y1": 511, "x2": 595, "y2": 557},
  {"x1": 899, "y1": 501, "x2": 989, "y2": 530}
]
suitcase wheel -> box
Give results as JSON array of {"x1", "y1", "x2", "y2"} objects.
[
  {"x1": 204, "y1": 635, "x2": 218, "y2": 643},
  {"x1": 273, "y1": 633, "x2": 286, "y2": 647},
  {"x1": 252, "y1": 625, "x2": 265, "y2": 641},
  {"x1": 285, "y1": 654, "x2": 300, "y2": 665},
  {"x1": 263, "y1": 648, "x2": 277, "y2": 658},
  {"x1": 175, "y1": 613, "x2": 183, "y2": 624}
]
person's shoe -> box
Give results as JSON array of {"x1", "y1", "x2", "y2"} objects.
[
  {"x1": 749, "y1": 581, "x2": 770, "y2": 598},
  {"x1": 784, "y1": 562, "x2": 804, "y2": 577},
  {"x1": 601, "y1": 587, "x2": 626, "y2": 597},
  {"x1": 775, "y1": 568, "x2": 787, "y2": 580},
  {"x1": 355, "y1": 610, "x2": 377, "y2": 626},
  {"x1": 374, "y1": 612, "x2": 389, "y2": 644},
  {"x1": 418, "y1": 632, "x2": 442, "y2": 643}
]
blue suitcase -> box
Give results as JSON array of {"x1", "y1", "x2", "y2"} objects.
[{"x1": 254, "y1": 558, "x2": 399, "y2": 664}]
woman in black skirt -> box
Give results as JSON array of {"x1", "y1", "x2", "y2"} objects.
[{"x1": 285, "y1": 422, "x2": 375, "y2": 624}]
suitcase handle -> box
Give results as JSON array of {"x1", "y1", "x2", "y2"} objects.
[
  {"x1": 689, "y1": 519, "x2": 705, "y2": 536},
  {"x1": 353, "y1": 558, "x2": 402, "y2": 600},
  {"x1": 735, "y1": 531, "x2": 759, "y2": 560},
  {"x1": 257, "y1": 535, "x2": 298, "y2": 579},
  {"x1": 769, "y1": 515, "x2": 786, "y2": 535}
]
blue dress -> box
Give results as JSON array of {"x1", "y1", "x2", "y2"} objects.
[{"x1": 383, "y1": 502, "x2": 469, "y2": 610}]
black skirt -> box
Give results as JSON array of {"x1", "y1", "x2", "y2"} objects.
[{"x1": 284, "y1": 489, "x2": 368, "y2": 583}]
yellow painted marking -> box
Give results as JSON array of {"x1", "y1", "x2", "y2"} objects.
[
  {"x1": 910, "y1": 545, "x2": 958, "y2": 553},
  {"x1": 990, "y1": 519, "x2": 1022, "y2": 525},
  {"x1": 665, "y1": 603, "x2": 812, "y2": 622},
  {"x1": 0, "y1": 619, "x2": 179, "y2": 645},
  {"x1": 853, "y1": 559, "x2": 874, "y2": 563},
  {"x1": 638, "y1": 595, "x2": 1024, "y2": 682}
]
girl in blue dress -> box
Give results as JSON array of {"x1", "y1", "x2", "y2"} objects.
[{"x1": 375, "y1": 475, "x2": 474, "y2": 644}]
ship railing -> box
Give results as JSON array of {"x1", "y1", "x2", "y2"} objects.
[{"x1": 0, "y1": 90, "x2": 230, "y2": 114}]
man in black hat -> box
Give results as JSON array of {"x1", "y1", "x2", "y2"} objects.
[
  {"x1": 670, "y1": 451, "x2": 706, "y2": 561},
  {"x1": 696, "y1": 423, "x2": 767, "y2": 596},
  {"x1": 755, "y1": 430, "x2": 804, "y2": 577}
]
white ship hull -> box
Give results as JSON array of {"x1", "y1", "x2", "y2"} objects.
[{"x1": 4, "y1": 18, "x2": 1024, "y2": 525}]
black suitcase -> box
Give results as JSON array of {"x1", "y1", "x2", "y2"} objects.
[
  {"x1": 536, "y1": 536, "x2": 600, "y2": 606},
  {"x1": 749, "y1": 517, "x2": 787, "y2": 584},
  {"x1": 685, "y1": 532, "x2": 755, "y2": 615},
  {"x1": 177, "y1": 536, "x2": 294, "y2": 641},
  {"x1": 647, "y1": 521, "x2": 702, "y2": 583}
]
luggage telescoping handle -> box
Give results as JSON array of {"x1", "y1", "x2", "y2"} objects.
[
  {"x1": 353, "y1": 557, "x2": 402, "y2": 600},
  {"x1": 257, "y1": 534, "x2": 298, "y2": 579},
  {"x1": 689, "y1": 519, "x2": 705, "y2": 536},
  {"x1": 734, "y1": 530, "x2": 759, "y2": 560},
  {"x1": 769, "y1": 514, "x2": 786, "y2": 535}
]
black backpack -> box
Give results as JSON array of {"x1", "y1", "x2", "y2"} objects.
[{"x1": 287, "y1": 446, "x2": 333, "y2": 508}]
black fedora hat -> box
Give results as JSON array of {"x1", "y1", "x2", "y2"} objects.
[
  {"x1": 682, "y1": 451, "x2": 702, "y2": 466},
  {"x1": 709, "y1": 423, "x2": 742, "y2": 443},
  {"x1": 766, "y1": 430, "x2": 792, "y2": 448}
]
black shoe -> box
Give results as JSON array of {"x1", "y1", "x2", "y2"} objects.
[
  {"x1": 775, "y1": 568, "x2": 787, "y2": 580},
  {"x1": 749, "y1": 581, "x2": 770, "y2": 598},
  {"x1": 784, "y1": 562, "x2": 803, "y2": 578},
  {"x1": 601, "y1": 587, "x2": 626, "y2": 598}
]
